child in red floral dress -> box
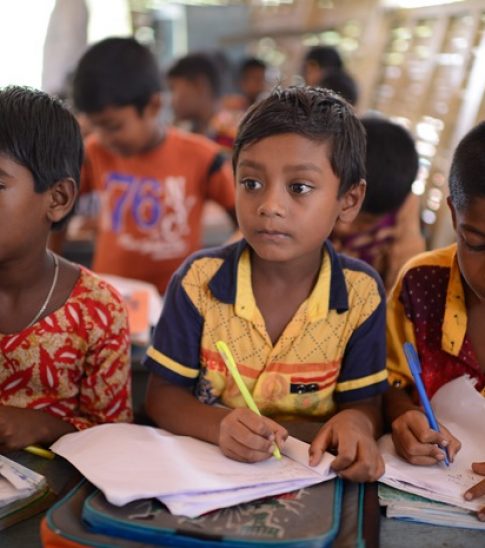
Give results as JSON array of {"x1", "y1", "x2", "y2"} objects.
[{"x1": 0, "y1": 87, "x2": 132, "y2": 453}]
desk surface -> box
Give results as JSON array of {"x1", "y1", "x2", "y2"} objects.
[{"x1": 1, "y1": 451, "x2": 484, "y2": 547}]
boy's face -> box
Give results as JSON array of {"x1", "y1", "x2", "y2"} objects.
[
  {"x1": 168, "y1": 77, "x2": 204, "y2": 121},
  {"x1": 85, "y1": 99, "x2": 161, "y2": 157},
  {"x1": 240, "y1": 68, "x2": 266, "y2": 104},
  {"x1": 0, "y1": 154, "x2": 52, "y2": 257},
  {"x1": 235, "y1": 133, "x2": 364, "y2": 265},
  {"x1": 450, "y1": 196, "x2": 485, "y2": 303},
  {"x1": 303, "y1": 61, "x2": 325, "y2": 87}
]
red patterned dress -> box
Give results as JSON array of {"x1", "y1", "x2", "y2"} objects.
[{"x1": 0, "y1": 267, "x2": 133, "y2": 429}]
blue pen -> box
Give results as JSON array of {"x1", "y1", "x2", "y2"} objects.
[{"x1": 403, "y1": 342, "x2": 450, "y2": 466}]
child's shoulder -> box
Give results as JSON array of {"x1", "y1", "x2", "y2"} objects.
[
  {"x1": 175, "y1": 241, "x2": 241, "y2": 282},
  {"x1": 164, "y1": 127, "x2": 224, "y2": 157},
  {"x1": 333, "y1": 246, "x2": 385, "y2": 295},
  {"x1": 72, "y1": 267, "x2": 126, "y2": 308},
  {"x1": 396, "y1": 243, "x2": 456, "y2": 280}
]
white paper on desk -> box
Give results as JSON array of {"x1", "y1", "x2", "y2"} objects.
[
  {"x1": 0, "y1": 456, "x2": 46, "y2": 508},
  {"x1": 379, "y1": 375, "x2": 485, "y2": 511},
  {"x1": 51, "y1": 423, "x2": 335, "y2": 517}
]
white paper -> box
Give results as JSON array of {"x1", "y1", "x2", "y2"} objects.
[
  {"x1": 0, "y1": 456, "x2": 46, "y2": 508},
  {"x1": 51, "y1": 423, "x2": 335, "y2": 517},
  {"x1": 379, "y1": 376, "x2": 485, "y2": 511}
]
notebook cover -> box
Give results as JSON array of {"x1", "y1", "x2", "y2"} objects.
[{"x1": 44, "y1": 479, "x2": 343, "y2": 547}]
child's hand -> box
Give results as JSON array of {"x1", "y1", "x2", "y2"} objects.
[
  {"x1": 0, "y1": 405, "x2": 44, "y2": 452},
  {"x1": 464, "y1": 462, "x2": 485, "y2": 521},
  {"x1": 391, "y1": 409, "x2": 461, "y2": 465},
  {"x1": 0, "y1": 405, "x2": 73, "y2": 452},
  {"x1": 309, "y1": 409, "x2": 384, "y2": 482},
  {"x1": 218, "y1": 408, "x2": 288, "y2": 463}
]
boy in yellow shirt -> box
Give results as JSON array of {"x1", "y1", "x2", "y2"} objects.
[{"x1": 144, "y1": 87, "x2": 388, "y2": 482}]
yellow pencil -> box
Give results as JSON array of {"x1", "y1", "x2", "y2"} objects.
[
  {"x1": 24, "y1": 445, "x2": 55, "y2": 460},
  {"x1": 216, "y1": 340, "x2": 282, "y2": 460}
]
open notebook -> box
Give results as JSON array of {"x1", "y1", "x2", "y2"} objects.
[
  {"x1": 50, "y1": 424, "x2": 336, "y2": 518},
  {"x1": 379, "y1": 375, "x2": 485, "y2": 513}
]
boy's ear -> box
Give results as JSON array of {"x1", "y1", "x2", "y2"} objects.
[
  {"x1": 145, "y1": 92, "x2": 163, "y2": 117},
  {"x1": 338, "y1": 179, "x2": 366, "y2": 223},
  {"x1": 46, "y1": 178, "x2": 78, "y2": 224},
  {"x1": 447, "y1": 196, "x2": 457, "y2": 230}
]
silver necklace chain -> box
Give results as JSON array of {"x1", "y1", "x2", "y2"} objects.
[{"x1": 25, "y1": 252, "x2": 60, "y2": 329}]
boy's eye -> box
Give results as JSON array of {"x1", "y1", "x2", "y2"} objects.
[
  {"x1": 289, "y1": 182, "x2": 313, "y2": 194},
  {"x1": 462, "y1": 233, "x2": 485, "y2": 252},
  {"x1": 240, "y1": 178, "x2": 262, "y2": 191}
]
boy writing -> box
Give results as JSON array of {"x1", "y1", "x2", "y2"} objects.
[
  {"x1": 0, "y1": 86, "x2": 132, "y2": 452},
  {"x1": 144, "y1": 87, "x2": 388, "y2": 482},
  {"x1": 70, "y1": 38, "x2": 236, "y2": 294},
  {"x1": 385, "y1": 122, "x2": 485, "y2": 518}
]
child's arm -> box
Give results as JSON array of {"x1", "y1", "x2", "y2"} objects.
[
  {"x1": 464, "y1": 463, "x2": 485, "y2": 521},
  {"x1": 384, "y1": 386, "x2": 461, "y2": 465},
  {"x1": 309, "y1": 395, "x2": 384, "y2": 482},
  {"x1": 0, "y1": 406, "x2": 76, "y2": 452},
  {"x1": 145, "y1": 374, "x2": 287, "y2": 463}
]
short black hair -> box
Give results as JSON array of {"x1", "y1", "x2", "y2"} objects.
[
  {"x1": 0, "y1": 86, "x2": 83, "y2": 229},
  {"x1": 168, "y1": 53, "x2": 222, "y2": 98},
  {"x1": 360, "y1": 116, "x2": 418, "y2": 216},
  {"x1": 319, "y1": 69, "x2": 359, "y2": 107},
  {"x1": 233, "y1": 86, "x2": 366, "y2": 196},
  {"x1": 449, "y1": 122, "x2": 485, "y2": 210},
  {"x1": 304, "y1": 46, "x2": 343, "y2": 70},
  {"x1": 240, "y1": 57, "x2": 267, "y2": 76},
  {"x1": 73, "y1": 37, "x2": 162, "y2": 114}
]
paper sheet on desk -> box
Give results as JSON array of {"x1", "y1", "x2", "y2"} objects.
[
  {"x1": 51, "y1": 423, "x2": 336, "y2": 517},
  {"x1": 379, "y1": 375, "x2": 485, "y2": 511}
]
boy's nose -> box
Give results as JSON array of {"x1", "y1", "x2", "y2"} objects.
[{"x1": 257, "y1": 187, "x2": 287, "y2": 217}]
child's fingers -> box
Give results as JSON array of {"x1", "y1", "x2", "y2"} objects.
[
  {"x1": 338, "y1": 445, "x2": 385, "y2": 482},
  {"x1": 438, "y1": 424, "x2": 461, "y2": 461},
  {"x1": 309, "y1": 426, "x2": 332, "y2": 466},
  {"x1": 393, "y1": 430, "x2": 445, "y2": 465},
  {"x1": 236, "y1": 409, "x2": 274, "y2": 439},
  {"x1": 464, "y1": 478, "x2": 485, "y2": 503},
  {"x1": 471, "y1": 462, "x2": 485, "y2": 476},
  {"x1": 329, "y1": 435, "x2": 358, "y2": 472},
  {"x1": 222, "y1": 439, "x2": 273, "y2": 463}
]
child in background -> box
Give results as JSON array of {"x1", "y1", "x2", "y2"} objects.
[
  {"x1": 302, "y1": 46, "x2": 343, "y2": 87},
  {"x1": 319, "y1": 68, "x2": 359, "y2": 108},
  {"x1": 144, "y1": 87, "x2": 388, "y2": 482},
  {"x1": 0, "y1": 87, "x2": 132, "y2": 452},
  {"x1": 71, "y1": 39, "x2": 236, "y2": 294},
  {"x1": 168, "y1": 52, "x2": 241, "y2": 152},
  {"x1": 385, "y1": 122, "x2": 485, "y2": 519},
  {"x1": 331, "y1": 116, "x2": 424, "y2": 291},
  {"x1": 238, "y1": 57, "x2": 268, "y2": 107}
]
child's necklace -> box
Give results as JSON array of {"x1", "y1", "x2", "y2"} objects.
[{"x1": 25, "y1": 252, "x2": 60, "y2": 329}]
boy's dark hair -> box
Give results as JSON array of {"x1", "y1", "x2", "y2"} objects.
[
  {"x1": 240, "y1": 57, "x2": 267, "y2": 76},
  {"x1": 73, "y1": 37, "x2": 162, "y2": 114},
  {"x1": 304, "y1": 46, "x2": 343, "y2": 70},
  {"x1": 360, "y1": 117, "x2": 418, "y2": 216},
  {"x1": 0, "y1": 86, "x2": 83, "y2": 229},
  {"x1": 319, "y1": 69, "x2": 359, "y2": 107},
  {"x1": 449, "y1": 121, "x2": 485, "y2": 210},
  {"x1": 168, "y1": 53, "x2": 222, "y2": 98},
  {"x1": 233, "y1": 86, "x2": 366, "y2": 196}
]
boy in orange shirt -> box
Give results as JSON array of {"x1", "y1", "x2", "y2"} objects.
[{"x1": 71, "y1": 38, "x2": 236, "y2": 294}]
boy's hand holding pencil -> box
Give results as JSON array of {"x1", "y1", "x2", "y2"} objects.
[{"x1": 218, "y1": 408, "x2": 288, "y2": 463}]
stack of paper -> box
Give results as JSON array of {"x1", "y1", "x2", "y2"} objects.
[
  {"x1": 379, "y1": 375, "x2": 485, "y2": 519},
  {"x1": 0, "y1": 455, "x2": 50, "y2": 530},
  {"x1": 51, "y1": 424, "x2": 336, "y2": 518},
  {"x1": 0, "y1": 456, "x2": 47, "y2": 509},
  {"x1": 379, "y1": 484, "x2": 485, "y2": 530}
]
